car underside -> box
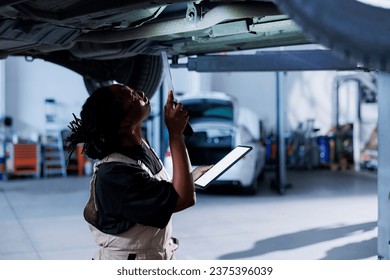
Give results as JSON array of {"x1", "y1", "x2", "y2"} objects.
[
  {"x1": 0, "y1": 1, "x2": 311, "y2": 97},
  {"x1": 1, "y1": 0, "x2": 389, "y2": 98}
]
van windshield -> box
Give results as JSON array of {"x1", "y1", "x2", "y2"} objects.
[{"x1": 182, "y1": 99, "x2": 234, "y2": 121}]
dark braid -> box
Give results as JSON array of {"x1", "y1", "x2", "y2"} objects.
[{"x1": 65, "y1": 85, "x2": 127, "y2": 160}]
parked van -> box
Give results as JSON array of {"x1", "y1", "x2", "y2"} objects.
[{"x1": 164, "y1": 92, "x2": 265, "y2": 194}]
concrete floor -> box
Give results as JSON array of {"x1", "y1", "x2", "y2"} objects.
[{"x1": 0, "y1": 169, "x2": 378, "y2": 260}]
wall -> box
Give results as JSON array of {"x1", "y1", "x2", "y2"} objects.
[
  {"x1": 5, "y1": 57, "x2": 87, "y2": 140},
  {"x1": 210, "y1": 70, "x2": 377, "y2": 136},
  {"x1": 211, "y1": 71, "x2": 276, "y2": 135},
  {"x1": 285, "y1": 71, "x2": 336, "y2": 134},
  {"x1": 171, "y1": 67, "x2": 213, "y2": 94}
]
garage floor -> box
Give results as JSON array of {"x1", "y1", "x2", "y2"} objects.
[{"x1": 0, "y1": 169, "x2": 378, "y2": 260}]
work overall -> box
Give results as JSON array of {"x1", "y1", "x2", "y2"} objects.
[{"x1": 87, "y1": 152, "x2": 179, "y2": 260}]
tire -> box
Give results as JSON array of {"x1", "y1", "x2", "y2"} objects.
[
  {"x1": 275, "y1": 0, "x2": 390, "y2": 71},
  {"x1": 244, "y1": 172, "x2": 260, "y2": 195},
  {"x1": 83, "y1": 54, "x2": 164, "y2": 98},
  {"x1": 83, "y1": 79, "x2": 113, "y2": 95},
  {"x1": 40, "y1": 52, "x2": 164, "y2": 99}
]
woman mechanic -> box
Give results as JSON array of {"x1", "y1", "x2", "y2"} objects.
[{"x1": 66, "y1": 84, "x2": 208, "y2": 260}]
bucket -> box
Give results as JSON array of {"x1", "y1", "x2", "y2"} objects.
[{"x1": 317, "y1": 136, "x2": 330, "y2": 164}]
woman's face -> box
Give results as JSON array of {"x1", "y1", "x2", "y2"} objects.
[{"x1": 111, "y1": 84, "x2": 151, "y2": 124}]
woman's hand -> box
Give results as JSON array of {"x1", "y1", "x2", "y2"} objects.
[
  {"x1": 164, "y1": 90, "x2": 189, "y2": 138},
  {"x1": 192, "y1": 165, "x2": 213, "y2": 181}
]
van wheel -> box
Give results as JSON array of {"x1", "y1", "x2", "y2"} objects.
[
  {"x1": 41, "y1": 53, "x2": 164, "y2": 99},
  {"x1": 83, "y1": 54, "x2": 164, "y2": 98},
  {"x1": 244, "y1": 177, "x2": 259, "y2": 195}
]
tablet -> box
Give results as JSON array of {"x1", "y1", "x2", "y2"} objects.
[{"x1": 194, "y1": 145, "x2": 253, "y2": 189}]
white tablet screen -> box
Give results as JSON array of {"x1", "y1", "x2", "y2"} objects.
[{"x1": 194, "y1": 145, "x2": 252, "y2": 189}]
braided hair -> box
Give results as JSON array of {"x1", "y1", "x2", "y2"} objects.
[{"x1": 65, "y1": 85, "x2": 128, "y2": 160}]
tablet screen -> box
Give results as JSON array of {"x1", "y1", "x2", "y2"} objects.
[{"x1": 194, "y1": 145, "x2": 253, "y2": 189}]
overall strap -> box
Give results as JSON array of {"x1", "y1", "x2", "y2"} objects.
[{"x1": 94, "y1": 152, "x2": 153, "y2": 177}]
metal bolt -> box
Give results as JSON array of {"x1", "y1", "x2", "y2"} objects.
[{"x1": 187, "y1": 10, "x2": 195, "y2": 22}]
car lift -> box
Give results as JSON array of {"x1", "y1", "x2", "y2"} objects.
[
  {"x1": 172, "y1": 50, "x2": 390, "y2": 259},
  {"x1": 172, "y1": 49, "x2": 364, "y2": 194}
]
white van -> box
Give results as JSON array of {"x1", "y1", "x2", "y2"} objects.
[{"x1": 164, "y1": 92, "x2": 265, "y2": 194}]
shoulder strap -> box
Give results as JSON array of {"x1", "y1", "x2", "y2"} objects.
[
  {"x1": 96, "y1": 152, "x2": 138, "y2": 167},
  {"x1": 96, "y1": 152, "x2": 154, "y2": 177}
]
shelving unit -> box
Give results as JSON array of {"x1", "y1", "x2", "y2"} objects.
[
  {"x1": 42, "y1": 129, "x2": 67, "y2": 177},
  {"x1": 42, "y1": 98, "x2": 67, "y2": 177}
]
